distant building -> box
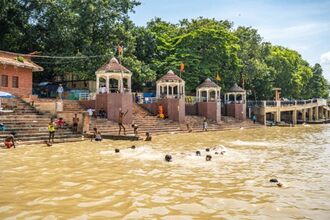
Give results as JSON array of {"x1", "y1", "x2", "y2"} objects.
[{"x1": 0, "y1": 50, "x2": 43, "y2": 97}]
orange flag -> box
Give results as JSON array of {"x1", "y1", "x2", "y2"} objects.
[
  {"x1": 117, "y1": 45, "x2": 123, "y2": 56},
  {"x1": 180, "y1": 63, "x2": 184, "y2": 73}
]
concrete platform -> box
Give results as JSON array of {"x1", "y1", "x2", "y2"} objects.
[{"x1": 85, "y1": 133, "x2": 139, "y2": 141}]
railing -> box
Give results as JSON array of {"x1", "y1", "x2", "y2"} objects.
[
  {"x1": 224, "y1": 100, "x2": 246, "y2": 104},
  {"x1": 98, "y1": 88, "x2": 132, "y2": 94},
  {"x1": 143, "y1": 97, "x2": 157, "y2": 104},
  {"x1": 247, "y1": 100, "x2": 264, "y2": 107},
  {"x1": 78, "y1": 93, "x2": 90, "y2": 100},
  {"x1": 248, "y1": 98, "x2": 327, "y2": 108}
]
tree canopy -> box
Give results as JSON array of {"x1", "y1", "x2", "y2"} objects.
[{"x1": 1, "y1": 0, "x2": 329, "y2": 99}]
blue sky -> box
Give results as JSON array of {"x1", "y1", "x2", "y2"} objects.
[{"x1": 130, "y1": 0, "x2": 330, "y2": 81}]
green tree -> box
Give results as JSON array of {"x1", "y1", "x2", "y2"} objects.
[{"x1": 307, "y1": 64, "x2": 329, "y2": 98}]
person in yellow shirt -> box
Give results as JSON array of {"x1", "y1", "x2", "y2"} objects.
[{"x1": 48, "y1": 120, "x2": 56, "y2": 143}]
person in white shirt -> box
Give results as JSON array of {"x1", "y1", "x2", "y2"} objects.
[
  {"x1": 57, "y1": 84, "x2": 64, "y2": 99},
  {"x1": 87, "y1": 108, "x2": 93, "y2": 117},
  {"x1": 100, "y1": 85, "x2": 107, "y2": 94}
]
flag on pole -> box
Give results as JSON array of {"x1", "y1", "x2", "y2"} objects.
[
  {"x1": 180, "y1": 63, "x2": 184, "y2": 73},
  {"x1": 117, "y1": 45, "x2": 123, "y2": 56},
  {"x1": 216, "y1": 73, "x2": 221, "y2": 81}
]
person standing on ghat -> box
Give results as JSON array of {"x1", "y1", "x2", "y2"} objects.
[{"x1": 118, "y1": 109, "x2": 128, "y2": 135}]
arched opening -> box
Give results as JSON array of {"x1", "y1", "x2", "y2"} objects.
[
  {"x1": 123, "y1": 78, "x2": 128, "y2": 91},
  {"x1": 236, "y1": 94, "x2": 243, "y2": 103},
  {"x1": 209, "y1": 90, "x2": 216, "y2": 101},
  {"x1": 173, "y1": 85, "x2": 178, "y2": 96},
  {"x1": 201, "y1": 91, "x2": 207, "y2": 102},
  {"x1": 228, "y1": 94, "x2": 235, "y2": 103},
  {"x1": 109, "y1": 78, "x2": 119, "y2": 93}
]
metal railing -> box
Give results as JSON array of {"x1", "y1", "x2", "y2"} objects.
[
  {"x1": 248, "y1": 98, "x2": 326, "y2": 108},
  {"x1": 143, "y1": 97, "x2": 157, "y2": 104},
  {"x1": 78, "y1": 93, "x2": 90, "y2": 100}
]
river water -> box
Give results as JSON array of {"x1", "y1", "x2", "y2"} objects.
[{"x1": 1, "y1": 125, "x2": 330, "y2": 219}]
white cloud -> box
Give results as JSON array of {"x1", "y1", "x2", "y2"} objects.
[
  {"x1": 320, "y1": 52, "x2": 330, "y2": 65},
  {"x1": 258, "y1": 23, "x2": 330, "y2": 41}
]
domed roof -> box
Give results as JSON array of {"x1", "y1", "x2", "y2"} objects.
[
  {"x1": 228, "y1": 83, "x2": 245, "y2": 92},
  {"x1": 157, "y1": 70, "x2": 183, "y2": 82},
  {"x1": 197, "y1": 78, "x2": 220, "y2": 89},
  {"x1": 96, "y1": 57, "x2": 131, "y2": 73}
]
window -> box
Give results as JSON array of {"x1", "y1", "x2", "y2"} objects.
[
  {"x1": 12, "y1": 76, "x2": 19, "y2": 88},
  {"x1": 1, "y1": 75, "x2": 8, "y2": 87}
]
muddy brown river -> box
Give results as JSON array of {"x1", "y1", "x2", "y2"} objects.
[{"x1": 1, "y1": 125, "x2": 330, "y2": 219}]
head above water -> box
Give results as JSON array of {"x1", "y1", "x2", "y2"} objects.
[
  {"x1": 205, "y1": 148, "x2": 210, "y2": 152},
  {"x1": 206, "y1": 155, "x2": 212, "y2": 161},
  {"x1": 269, "y1": 178, "x2": 278, "y2": 183},
  {"x1": 196, "y1": 151, "x2": 201, "y2": 156},
  {"x1": 165, "y1": 154, "x2": 172, "y2": 162},
  {"x1": 131, "y1": 145, "x2": 136, "y2": 149},
  {"x1": 115, "y1": 149, "x2": 120, "y2": 153}
]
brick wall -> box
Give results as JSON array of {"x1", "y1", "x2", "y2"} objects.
[
  {"x1": 197, "y1": 102, "x2": 221, "y2": 123},
  {"x1": 0, "y1": 64, "x2": 33, "y2": 97},
  {"x1": 226, "y1": 103, "x2": 247, "y2": 120}
]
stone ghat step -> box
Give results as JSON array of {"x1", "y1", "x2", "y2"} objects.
[
  {"x1": 0, "y1": 134, "x2": 82, "y2": 143},
  {"x1": 97, "y1": 127, "x2": 224, "y2": 136},
  {"x1": 0, "y1": 110, "x2": 39, "y2": 114},
  {"x1": 0, "y1": 137, "x2": 84, "y2": 147},
  {"x1": 3, "y1": 122, "x2": 57, "y2": 126},
  {"x1": 0, "y1": 120, "x2": 52, "y2": 125},
  {"x1": 93, "y1": 124, "x2": 259, "y2": 136},
  {"x1": 0, "y1": 118, "x2": 53, "y2": 122},
  {"x1": 89, "y1": 125, "x2": 181, "y2": 130},
  {"x1": 0, "y1": 115, "x2": 51, "y2": 119},
  {"x1": 0, "y1": 126, "x2": 65, "y2": 130},
  {"x1": 0, "y1": 130, "x2": 75, "y2": 138},
  {"x1": 0, "y1": 128, "x2": 74, "y2": 133},
  {"x1": 91, "y1": 125, "x2": 222, "y2": 132},
  {"x1": 90, "y1": 121, "x2": 178, "y2": 126},
  {"x1": 91, "y1": 118, "x2": 178, "y2": 124}
]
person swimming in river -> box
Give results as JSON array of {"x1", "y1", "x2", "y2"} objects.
[
  {"x1": 4, "y1": 132, "x2": 16, "y2": 148},
  {"x1": 118, "y1": 109, "x2": 128, "y2": 135},
  {"x1": 145, "y1": 132, "x2": 152, "y2": 141}
]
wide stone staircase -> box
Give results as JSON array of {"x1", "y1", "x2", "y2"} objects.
[
  {"x1": 0, "y1": 98, "x2": 82, "y2": 146},
  {"x1": 90, "y1": 103, "x2": 260, "y2": 136},
  {"x1": 90, "y1": 103, "x2": 183, "y2": 135}
]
